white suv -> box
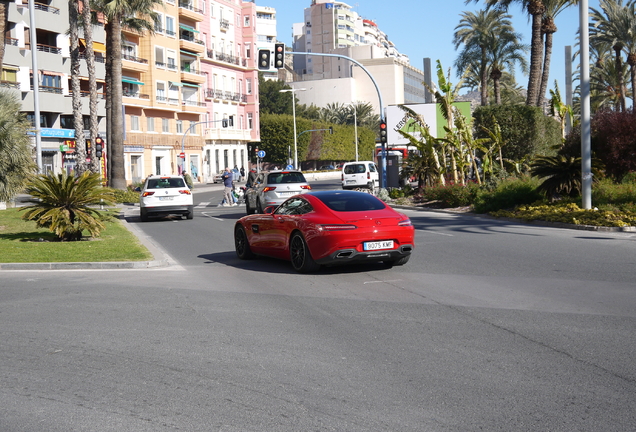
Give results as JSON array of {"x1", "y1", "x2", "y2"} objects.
[
  {"x1": 341, "y1": 161, "x2": 379, "y2": 190},
  {"x1": 139, "y1": 175, "x2": 194, "y2": 221}
]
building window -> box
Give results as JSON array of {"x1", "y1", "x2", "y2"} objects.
[
  {"x1": 246, "y1": 78, "x2": 252, "y2": 94},
  {"x1": 147, "y1": 117, "x2": 155, "y2": 132},
  {"x1": 155, "y1": 46, "x2": 165, "y2": 67},
  {"x1": 247, "y1": 112, "x2": 253, "y2": 129},
  {"x1": 157, "y1": 81, "x2": 166, "y2": 102},
  {"x1": 131, "y1": 115, "x2": 140, "y2": 131},
  {"x1": 165, "y1": 16, "x2": 175, "y2": 37},
  {"x1": 154, "y1": 12, "x2": 163, "y2": 32},
  {"x1": 244, "y1": 15, "x2": 250, "y2": 26},
  {"x1": 245, "y1": 42, "x2": 251, "y2": 59},
  {"x1": 189, "y1": 121, "x2": 197, "y2": 134},
  {"x1": 176, "y1": 119, "x2": 183, "y2": 134},
  {"x1": 162, "y1": 118, "x2": 170, "y2": 133}
]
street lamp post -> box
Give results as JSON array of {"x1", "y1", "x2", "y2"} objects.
[
  {"x1": 279, "y1": 88, "x2": 306, "y2": 170},
  {"x1": 180, "y1": 119, "x2": 226, "y2": 176}
]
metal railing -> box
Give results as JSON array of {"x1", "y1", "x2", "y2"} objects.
[{"x1": 122, "y1": 54, "x2": 149, "y2": 64}]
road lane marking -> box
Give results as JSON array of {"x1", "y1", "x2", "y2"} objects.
[
  {"x1": 202, "y1": 212, "x2": 224, "y2": 221},
  {"x1": 195, "y1": 202, "x2": 210, "y2": 208},
  {"x1": 364, "y1": 279, "x2": 403, "y2": 284}
]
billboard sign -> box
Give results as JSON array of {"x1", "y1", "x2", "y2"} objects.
[{"x1": 386, "y1": 102, "x2": 472, "y2": 145}]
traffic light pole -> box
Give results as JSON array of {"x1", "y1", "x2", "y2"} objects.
[{"x1": 288, "y1": 51, "x2": 388, "y2": 189}]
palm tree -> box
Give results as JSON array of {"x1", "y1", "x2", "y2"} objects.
[
  {"x1": 454, "y1": 8, "x2": 515, "y2": 106},
  {"x1": 20, "y1": 171, "x2": 114, "y2": 241},
  {"x1": 590, "y1": 0, "x2": 635, "y2": 112},
  {"x1": 82, "y1": 0, "x2": 101, "y2": 174},
  {"x1": 487, "y1": 29, "x2": 529, "y2": 104},
  {"x1": 0, "y1": 0, "x2": 8, "y2": 70},
  {"x1": 69, "y1": 0, "x2": 88, "y2": 174},
  {"x1": 549, "y1": 80, "x2": 574, "y2": 139},
  {"x1": 467, "y1": 0, "x2": 547, "y2": 106},
  {"x1": 95, "y1": 0, "x2": 159, "y2": 189},
  {"x1": 538, "y1": 0, "x2": 580, "y2": 108},
  {"x1": 0, "y1": 91, "x2": 37, "y2": 203}
]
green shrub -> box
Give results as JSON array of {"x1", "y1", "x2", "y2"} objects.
[
  {"x1": 389, "y1": 188, "x2": 405, "y2": 199},
  {"x1": 421, "y1": 183, "x2": 480, "y2": 207},
  {"x1": 108, "y1": 187, "x2": 140, "y2": 204},
  {"x1": 592, "y1": 178, "x2": 636, "y2": 212},
  {"x1": 473, "y1": 177, "x2": 544, "y2": 213}
]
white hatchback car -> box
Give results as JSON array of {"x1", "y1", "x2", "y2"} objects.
[
  {"x1": 341, "y1": 161, "x2": 379, "y2": 190},
  {"x1": 139, "y1": 175, "x2": 194, "y2": 221},
  {"x1": 244, "y1": 170, "x2": 311, "y2": 214}
]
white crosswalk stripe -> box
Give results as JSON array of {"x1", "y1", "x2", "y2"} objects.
[{"x1": 195, "y1": 202, "x2": 210, "y2": 208}]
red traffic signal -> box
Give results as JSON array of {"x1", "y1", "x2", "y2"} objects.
[
  {"x1": 379, "y1": 121, "x2": 387, "y2": 144},
  {"x1": 274, "y1": 43, "x2": 285, "y2": 69}
]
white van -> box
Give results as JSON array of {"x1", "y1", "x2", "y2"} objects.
[{"x1": 341, "y1": 161, "x2": 379, "y2": 190}]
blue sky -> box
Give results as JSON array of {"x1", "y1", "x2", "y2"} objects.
[{"x1": 259, "y1": 0, "x2": 600, "y2": 96}]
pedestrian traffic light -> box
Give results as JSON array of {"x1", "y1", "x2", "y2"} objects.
[
  {"x1": 258, "y1": 49, "x2": 270, "y2": 70},
  {"x1": 379, "y1": 121, "x2": 387, "y2": 144},
  {"x1": 95, "y1": 136, "x2": 104, "y2": 158},
  {"x1": 274, "y1": 43, "x2": 285, "y2": 69}
]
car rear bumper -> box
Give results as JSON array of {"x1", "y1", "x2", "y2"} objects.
[
  {"x1": 315, "y1": 244, "x2": 414, "y2": 265},
  {"x1": 142, "y1": 204, "x2": 192, "y2": 215}
]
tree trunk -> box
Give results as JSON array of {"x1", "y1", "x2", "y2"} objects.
[
  {"x1": 614, "y1": 45, "x2": 626, "y2": 112},
  {"x1": 628, "y1": 53, "x2": 636, "y2": 111},
  {"x1": 538, "y1": 30, "x2": 555, "y2": 111},
  {"x1": 109, "y1": 17, "x2": 126, "y2": 189},
  {"x1": 69, "y1": 0, "x2": 86, "y2": 175},
  {"x1": 480, "y1": 45, "x2": 488, "y2": 106},
  {"x1": 0, "y1": 1, "x2": 8, "y2": 71},
  {"x1": 491, "y1": 68, "x2": 502, "y2": 105},
  {"x1": 82, "y1": 0, "x2": 99, "y2": 175},
  {"x1": 526, "y1": 1, "x2": 546, "y2": 106},
  {"x1": 105, "y1": 22, "x2": 112, "y2": 185}
]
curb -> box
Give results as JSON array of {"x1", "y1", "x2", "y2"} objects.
[
  {"x1": 0, "y1": 205, "x2": 172, "y2": 271},
  {"x1": 391, "y1": 205, "x2": 636, "y2": 233}
]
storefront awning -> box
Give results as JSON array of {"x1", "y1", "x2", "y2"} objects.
[
  {"x1": 181, "y1": 83, "x2": 200, "y2": 88},
  {"x1": 169, "y1": 81, "x2": 184, "y2": 87},
  {"x1": 179, "y1": 23, "x2": 199, "y2": 33},
  {"x1": 179, "y1": 49, "x2": 200, "y2": 57},
  {"x1": 80, "y1": 39, "x2": 106, "y2": 53},
  {"x1": 122, "y1": 78, "x2": 144, "y2": 85}
]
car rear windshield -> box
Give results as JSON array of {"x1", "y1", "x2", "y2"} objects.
[
  {"x1": 147, "y1": 178, "x2": 186, "y2": 188},
  {"x1": 318, "y1": 194, "x2": 386, "y2": 212},
  {"x1": 267, "y1": 172, "x2": 307, "y2": 184},
  {"x1": 344, "y1": 164, "x2": 366, "y2": 174}
]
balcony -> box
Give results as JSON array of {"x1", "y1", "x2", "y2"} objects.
[
  {"x1": 178, "y1": 1, "x2": 203, "y2": 21},
  {"x1": 180, "y1": 66, "x2": 206, "y2": 84},
  {"x1": 206, "y1": 89, "x2": 247, "y2": 104},
  {"x1": 122, "y1": 54, "x2": 149, "y2": 72},
  {"x1": 219, "y1": 19, "x2": 230, "y2": 32},
  {"x1": 179, "y1": 33, "x2": 205, "y2": 53}
]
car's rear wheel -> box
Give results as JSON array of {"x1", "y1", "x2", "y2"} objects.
[
  {"x1": 245, "y1": 197, "x2": 255, "y2": 215},
  {"x1": 234, "y1": 225, "x2": 255, "y2": 260},
  {"x1": 140, "y1": 209, "x2": 149, "y2": 222},
  {"x1": 186, "y1": 206, "x2": 194, "y2": 219},
  {"x1": 290, "y1": 232, "x2": 320, "y2": 273}
]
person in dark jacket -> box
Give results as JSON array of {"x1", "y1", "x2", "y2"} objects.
[{"x1": 221, "y1": 167, "x2": 236, "y2": 206}]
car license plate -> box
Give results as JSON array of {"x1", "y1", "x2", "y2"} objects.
[
  {"x1": 279, "y1": 192, "x2": 295, "y2": 196},
  {"x1": 346, "y1": 180, "x2": 355, "y2": 184},
  {"x1": 158, "y1": 196, "x2": 174, "y2": 201},
  {"x1": 363, "y1": 240, "x2": 394, "y2": 251}
]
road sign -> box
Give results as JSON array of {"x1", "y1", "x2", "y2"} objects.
[
  {"x1": 286, "y1": 164, "x2": 294, "y2": 170},
  {"x1": 179, "y1": 152, "x2": 185, "y2": 159},
  {"x1": 257, "y1": 150, "x2": 266, "y2": 158}
]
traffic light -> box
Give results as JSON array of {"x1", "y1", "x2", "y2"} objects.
[
  {"x1": 257, "y1": 49, "x2": 270, "y2": 70},
  {"x1": 274, "y1": 43, "x2": 285, "y2": 69},
  {"x1": 379, "y1": 121, "x2": 387, "y2": 144},
  {"x1": 95, "y1": 136, "x2": 104, "y2": 159}
]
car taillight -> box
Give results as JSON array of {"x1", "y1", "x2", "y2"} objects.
[
  {"x1": 367, "y1": 172, "x2": 370, "y2": 179},
  {"x1": 341, "y1": 174, "x2": 344, "y2": 181},
  {"x1": 320, "y1": 224, "x2": 357, "y2": 231},
  {"x1": 142, "y1": 191, "x2": 155, "y2": 197},
  {"x1": 300, "y1": 185, "x2": 312, "y2": 190},
  {"x1": 263, "y1": 186, "x2": 276, "y2": 193},
  {"x1": 398, "y1": 218, "x2": 412, "y2": 227},
  {"x1": 178, "y1": 189, "x2": 192, "y2": 195}
]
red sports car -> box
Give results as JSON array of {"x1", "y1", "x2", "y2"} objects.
[{"x1": 234, "y1": 190, "x2": 415, "y2": 273}]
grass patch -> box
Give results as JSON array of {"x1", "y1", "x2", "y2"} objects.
[{"x1": 0, "y1": 208, "x2": 153, "y2": 263}]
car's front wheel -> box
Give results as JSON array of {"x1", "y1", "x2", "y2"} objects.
[
  {"x1": 245, "y1": 197, "x2": 255, "y2": 215},
  {"x1": 234, "y1": 225, "x2": 255, "y2": 260},
  {"x1": 290, "y1": 232, "x2": 320, "y2": 273}
]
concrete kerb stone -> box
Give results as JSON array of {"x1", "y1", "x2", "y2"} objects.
[{"x1": 391, "y1": 204, "x2": 636, "y2": 233}]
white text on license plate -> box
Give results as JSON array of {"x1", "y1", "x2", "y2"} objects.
[
  {"x1": 159, "y1": 196, "x2": 174, "y2": 201},
  {"x1": 364, "y1": 240, "x2": 394, "y2": 251}
]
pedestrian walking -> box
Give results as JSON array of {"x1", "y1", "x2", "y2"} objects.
[{"x1": 221, "y1": 167, "x2": 237, "y2": 206}]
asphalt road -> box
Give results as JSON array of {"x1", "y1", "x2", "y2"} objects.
[{"x1": 1, "y1": 179, "x2": 635, "y2": 431}]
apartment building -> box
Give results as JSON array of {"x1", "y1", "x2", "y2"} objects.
[
  {"x1": 121, "y1": 0, "x2": 261, "y2": 184},
  {"x1": 289, "y1": 0, "x2": 426, "y2": 115},
  {"x1": 2, "y1": 0, "x2": 107, "y2": 175}
]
